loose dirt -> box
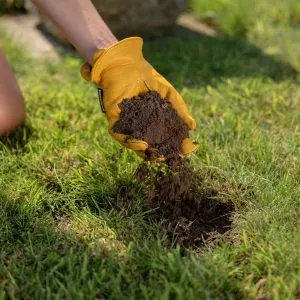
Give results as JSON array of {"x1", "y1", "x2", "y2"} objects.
[
  {"x1": 114, "y1": 91, "x2": 234, "y2": 248},
  {"x1": 136, "y1": 160, "x2": 234, "y2": 248},
  {"x1": 113, "y1": 91, "x2": 189, "y2": 159}
]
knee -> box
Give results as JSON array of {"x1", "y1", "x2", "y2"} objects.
[
  {"x1": 0, "y1": 49, "x2": 26, "y2": 136},
  {"x1": 0, "y1": 97, "x2": 25, "y2": 136}
]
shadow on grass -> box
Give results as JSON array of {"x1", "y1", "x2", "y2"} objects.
[
  {"x1": 35, "y1": 157, "x2": 235, "y2": 251},
  {"x1": 37, "y1": 22, "x2": 298, "y2": 89},
  {"x1": 0, "y1": 124, "x2": 33, "y2": 153},
  {"x1": 143, "y1": 26, "x2": 298, "y2": 89},
  {"x1": 0, "y1": 191, "x2": 243, "y2": 298},
  {"x1": 0, "y1": 193, "x2": 122, "y2": 298}
]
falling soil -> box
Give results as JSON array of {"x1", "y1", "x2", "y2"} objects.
[
  {"x1": 114, "y1": 90, "x2": 234, "y2": 248},
  {"x1": 113, "y1": 91, "x2": 189, "y2": 159},
  {"x1": 136, "y1": 159, "x2": 234, "y2": 248}
]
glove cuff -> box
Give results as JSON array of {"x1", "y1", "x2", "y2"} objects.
[{"x1": 80, "y1": 37, "x2": 143, "y2": 85}]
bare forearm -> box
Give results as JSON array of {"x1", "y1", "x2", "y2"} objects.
[{"x1": 32, "y1": 0, "x2": 117, "y2": 64}]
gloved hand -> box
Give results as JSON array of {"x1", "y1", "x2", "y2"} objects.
[{"x1": 81, "y1": 37, "x2": 198, "y2": 159}]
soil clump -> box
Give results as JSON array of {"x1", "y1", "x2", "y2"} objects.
[{"x1": 113, "y1": 91, "x2": 189, "y2": 159}]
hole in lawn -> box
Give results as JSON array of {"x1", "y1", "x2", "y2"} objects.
[
  {"x1": 133, "y1": 160, "x2": 235, "y2": 249},
  {"x1": 151, "y1": 187, "x2": 234, "y2": 249},
  {"x1": 60, "y1": 161, "x2": 235, "y2": 250}
]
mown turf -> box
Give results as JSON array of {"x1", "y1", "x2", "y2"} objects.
[{"x1": 1, "y1": 2, "x2": 300, "y2": 298}]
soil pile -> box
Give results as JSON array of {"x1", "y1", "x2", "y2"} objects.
[
  {"x1": 115, "y1": 91, "x2": 234, "y2": 248},
  {"x1": 136, "y1": 160, "x2": 234, "y2": 248},
  {"x1": 113, "y1": 91, "x2": 189, "y2": 159}
]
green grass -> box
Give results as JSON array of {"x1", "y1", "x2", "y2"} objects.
[
  {"x1": 1, "y1": 1, "x2": 300, "y2": 298},
  {"x1": 189, "y1": 0, "x2": 300, "y2": 37}
]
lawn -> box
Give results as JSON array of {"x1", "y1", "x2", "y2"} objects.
[{"x1": 1, "y1": 1, "x2": 300, "y2": 299}]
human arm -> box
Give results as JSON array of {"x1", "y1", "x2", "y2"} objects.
[
  {"x1": 31, "y1": 0, "x2": 117, "y2": 65},
  {"x1": 32, "y1": 0, "x2": 197, "y2": 159}
]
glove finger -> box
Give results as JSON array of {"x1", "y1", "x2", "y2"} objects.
[
  {"x1": 123, "y1": 138, "x2": 148, "y2": 151},
  {"x1": 182, "y1": 138, "x2": 199, "y2": 156},
  {"x1": 110, "y1": 130, "x2": 148, "y2": 151},
  {"x1": 135, "y1": 150, "x2": 166, "y2": 162}
]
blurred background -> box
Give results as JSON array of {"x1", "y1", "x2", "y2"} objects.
[
  {"x1": 0, "y1": 0, "x2": 201, "y2": 42},
  {"x1": 1, "y1": 0, "x2": 300, "y2": 71},
  {"x1": 2, "y1": 0, "x2": 300, "y2": 38}
]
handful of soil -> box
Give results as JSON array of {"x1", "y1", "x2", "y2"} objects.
[{"x1": 113, "y1": 91, "x2": 189, "y2": 159}]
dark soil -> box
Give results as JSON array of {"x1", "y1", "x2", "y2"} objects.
[
  {"x1": 136, "y1": 159, "x2": 235, "y2": 248},
  {"x1": 113, "y1": 91, "x2": 189, "y2": 159},
  {"x1": 114, "y1": 90, "x2": 234, "y2": 248}
]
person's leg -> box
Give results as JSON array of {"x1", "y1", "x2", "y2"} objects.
[{"x1": 0, "y1": 49, "x2": 25, "y2": 136}]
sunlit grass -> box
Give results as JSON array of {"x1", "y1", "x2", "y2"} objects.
[{"x1": 1, "y1": 3, "x2": 300, "y2": 296}]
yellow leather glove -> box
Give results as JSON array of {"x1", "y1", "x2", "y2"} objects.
[{"x1": 81, "y1": 37, "x2": 198, "y2": 159}]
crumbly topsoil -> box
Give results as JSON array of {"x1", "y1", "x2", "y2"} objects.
[
  {"x1": 113, "y1": 91, "x2": 189, "y2": 159},
  {"x1": 136, "y1": 160, "x2": 234, "y2": 248},
  {"x1": 114, "y1": 91, "x2": 234, "y2": 248}
]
